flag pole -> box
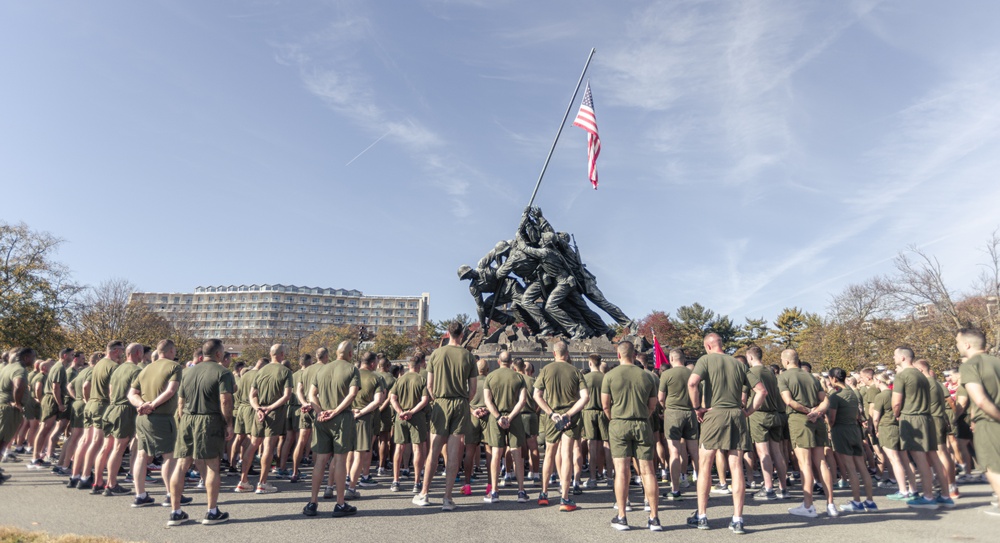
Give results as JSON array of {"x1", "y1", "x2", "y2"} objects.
[{"x1": 526, "y1": 47, "x2": 596, "y2": 210}]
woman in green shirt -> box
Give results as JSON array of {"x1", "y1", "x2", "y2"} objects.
[
  {"x1": 826, "y1": 368, "x2": 875, "y2": 512},
  {"x1": 870, "y1": 374, "x2": 917, "y2": 500}
]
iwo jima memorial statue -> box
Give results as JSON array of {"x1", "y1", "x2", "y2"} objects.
[{"x1": 451, "y1": 49, "x2": 653, "y2": 369}]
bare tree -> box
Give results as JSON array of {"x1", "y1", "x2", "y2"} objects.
[
  {"x1": 888, "y1": 245, "x2": 962, "y2": 330},
  {"x1": 68, "y1": 278, "x2": 175, "y2": 352},
  {"x1": 976, "y1": 229, "x2": 1000, "y2": 353}
]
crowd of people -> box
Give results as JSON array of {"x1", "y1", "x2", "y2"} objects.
[{"x1": 1, "y1": 322, "x2": 999, "y2": 533}]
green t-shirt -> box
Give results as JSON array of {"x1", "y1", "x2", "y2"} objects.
[
  {"x1": 483, "y1": 367, "x2": 526, "y2": 413},
  {"x1": 0, "y1": 363, "x2": 27, "y2": 405},
  {"x1": 522, "y1": 374, "x2": 537, "y2": 411},
  {"x1": 893, "y1": 367, "x2": 930, "y2": 416},
  {"x1": 959, "y1": 352, "x2": 1000, "y2": 424},
  {"x1": 534, "y1": 361, "x2": 586, "y2": 412},
  {"x1": 601, "y1": 364, "x2": 657, "y2": 420},
  {"x1": 692, "y1": 353, "x2": 747, "y2": 409},
  {"x1": 131, "y1": 359, "x2": 182, "y2": 415},
  {"x1": 352, "y1": 368, "x2": 384, "y2": 410},
  {"x1": 300, "y1": 363, "x2": 324, "y2": 403},
  {"x1": 45, "y1": 363, "x2": 69, "y2": 403},
  {"x1": 71, "y1": 366, "x2": 92, "y2": 404},
  {"x1": 178, "y1": 361, "x2": 236, "y2": 416},
  {"x1": 89, "y1": 357, "x2": 119, "y2": 403},
  {"x1": 778, "y1": 368, "x2": 822, "y2": 413},
  {"x1": 927, "y1": 378, "x2": 946, "y2": 418},
  {"x1": 314, "y1": 359, "x2": 361, "y2": 411},
  {"x1": 470, "y1": 374, "x2": 488, "y2": 409},
  {"x1": 390, "y1": 372, "x2": 427, "y2": 412},
  {"x1": 583, "y1": 371, "x2": 604, "y2": 410},
  {"x1": 252, "y1": 363, "x2": 293, "y2": 406},
  {"x1": 426, "y1": 345, "x2": 476, "y2": 400},
  {"x1": 109, "y1": 363, "x2": 141, "y2": 406},
  {"x1": 29, "y1": 371, "x2": 45, "y2": 404},
  {"x1": 747, "y1": 365, "x2": 782, "y2": 413},
  {"x1": 873, "y1": 389, "x2": 897, "y2": 428},
  {"x1": 828, "y1": 386, "x2": 861, "y2": 427},
  {"x1": 376, "y1": 371, "x2": 396, "y2": 410},
  {"x1": 289, "y1": 369, "x2": 303, "y2": 408},
  {"x1": 658, "y1": 366, "x2": 692, "y2": 410},
  {"x1": 237, "y1": 368, "x2": 258, "y2": 406}
]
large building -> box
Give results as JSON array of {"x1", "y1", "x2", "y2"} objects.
[{"x1": 131, "y1": 284, "x2": 430, "y2": 340}]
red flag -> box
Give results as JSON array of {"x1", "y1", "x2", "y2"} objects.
[
  {"x1": 653, "y1": 336, "x2": 669, "y2": 370},
  {"x1": 572, "y1": 81, "x2": 601, "y2": 189}
]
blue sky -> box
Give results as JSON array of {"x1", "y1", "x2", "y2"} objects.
[{"x1": 4, "y1": 1, "x2": 1000, "y2": 328}]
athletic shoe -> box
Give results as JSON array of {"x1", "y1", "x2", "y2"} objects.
[
  {"x1": 549, "y1": 473, "x2": 559, "y2": 485},
  {"x1": 982, "y1": 505, "x2": 1000, "y2": 517},
  {"x1": 358, "y1": 475, "x2": 378, "y2": 488},
  {"x1": 412, "y1": 494, "x2": 431, "y2": 506},
  {"x1": 686, "y1": 512, "x2": 709, "y2": 529},
  {"x1": 90, "y1": 484, "x2": 105, "y2": 495},
  {"x1": 517, "y1": 490, "x2": 529, "y2": 503},
  {"x1": 132, "y1": 494, "x2": 156, "y2": 508},
  {"x1": 537, "y1": 492, "x2": 549, "y2": 506},
  {"x1": 611, "y1": 515, "x2": 630, "y2": 531},
  {"x1": 196, "y1": 479, "x2": 205, "y2": 489},
  {"x1": 572, "y1": 483, "x2": 583, "y2": 495},
  {"x1": 611, "y1": 500, "x2": 634, "y2": 512},
  {"x1": 303, "y1": 502, "x2": 318, "y2": 517},
  {"x1": 730, "y1": 519, "x2": 745, "y2": 534},
  {"x1": 147, "y1": 463, "x2": 161, "y2": 472},
  {"x1": 123, "y1": 473, "x2": 134, "y2": 483},
  {"x1": 836, "y1": 478, "x2": 847, "y2": 489},
  {"x1": 51, "y1": 466, "x2": 69, "y2": 476},
  {"x1": 234, "y1": 482, "x2": 254, "y2": 493},
  {"x1": 886, "y1": 492, "x2": 911, "y2": 500},
  {"x1": 344, "y1": 488, "x2": 361, "y2": 500},
  {"x1": 754, "y1": 488, "x2": 778, "y2": 500},
  {"x1": 411, "y1": 484, "x2": 420, "y2": 494},
  {"x1": 711, "y1": 484, "x2": 731, "y2": 495},
  {"x1": 779, "y1": 488, "x2": 792, "y2": 499},
  {"x1": 332, "y1": 503, "x2": 357, "y2": 517},
  {"x1": 26, "y1": 459, "x2": 49, "y2": 470},
  {"x1": 202, "y1": 510, "x2": 229, "y2": 525},
  {"x1": 826, "y1": 503, "x2": 839, "y2": 517},
  {"x1": 839, "y1": 501, "x2": 865, "y2": 513},
  {"x1": 664, "y1": 491, "x2": 683, "y2": 501},
  {"x1": 680, "y1": 474, "x2": 690, "y2": 488},
  {"x1": 788, "y1": 503, "x2": 818, "y2": 518},
  {"x1": 484, "y1": 491, "x2": 499, "y2": 504},
  {"x1": 377, "y1": 467, "x2": 386, "y2": 477},
  {"x1": 167, "y1": 511, "x2": 189, "y2": 526},
  {"x1": 863, "y1": 500, "x2": 879, "y2": 511},
  {"x1": 255, "y1": 483, "x2": 279, "y2": 494},
  {"x1": 104, "y1": 484, "x2": 131, "y2": 496},
  {"x1": 323, "y1": 486, "x2": 334, "y2": 500},
  {"x1": 648, "y1": 517, "x2": 664, "y2": 532},
  {"x1": 390, "y1": 481, "x2": 400, "y2": 492},
  {"x1": 185, "y1": 469, "x2": 200, "y2": 482},
  {"x1": 949, "y1": 484, "x2": 960, "y2": 499},
  {"x1": 160, "y1": 495, "x2": 193, "y2": 507},
  {"x1": 584, "y1": 478, "x2": 597, "y2": 490},
  {"x1": 936, "y1": 496, "x2": 956, "y2": 508},
  {"x1": 906, "y1": 496, "x2": 940, "y2": 510},
  {"x1": 400, "y1": 468, "x2": 411, "y2": 478},
  {"x1": 66, "y1": 477, "x2": 80, "y2": 488},
  {"x1": 559, "y1": 498, "x2": 578, "y2": 512},
  {"x1": 441, "y1": 497, "x2": 457, "y2": 511},
  {"x1": 643, "y1": 499, "x2": 651, "y2": 512}
]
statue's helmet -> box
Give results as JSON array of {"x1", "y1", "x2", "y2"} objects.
[
  {"x1": 557, "y1": 232, "x2": 570, "y2": 245},
  {"x1": 494, "y1": 240, "x2": 510, "y2": 253},
  {"x1": 457, "y1": 265, "x2": 475, "y2": 280}
]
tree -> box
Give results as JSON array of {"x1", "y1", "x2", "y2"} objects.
[
  {"x1": 674, "y1": 303, "x2": 739, "y2": 355},
  {"x1": 68, "y1": 278, "x2": 175, "y2": 353},
  {"x1": 636, "y1": 311, "x2": 683, "y2": 348},
  {"x1": 771, "y1": 307, "x2": 808, "y2": 348},
  {"x1": 371, "y1": 328, "x2": 414, "y2": 360},
  {"x1": 733, "y1": 316, "x2": 770, "y2": 354},
  {"x1": 297, "y1": 325, "x2": 355, "y2": 361},
  {"x1": 0, "y1": 221, "x2": 82, "y2": 356},
  {"x1": 975, "y1": 228, "x2": 1000, "y2": 354}
]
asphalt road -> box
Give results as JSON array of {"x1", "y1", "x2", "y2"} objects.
[{"x1": 1, "y1": 461, "x2": 997, "y2": 543}]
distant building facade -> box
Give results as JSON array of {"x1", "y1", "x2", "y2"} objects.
[{"x1": 131, "y1": 284, "x2": 430, "y2": 340}]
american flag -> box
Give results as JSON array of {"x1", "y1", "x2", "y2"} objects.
[{"x1": 572, "y1": 81, "x2": 601, "y2": 190}]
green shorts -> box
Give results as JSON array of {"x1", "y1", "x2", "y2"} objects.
[
  {"x1": 354, "y1": 412, "x2": 375, "y2": 452},
  {"x1": 70, "y1": 400, "x2": 86, "y2": 429},
  {"x1": 750, "y1": 411, "x2": 783, "y2": 444},
  {"x1": 609, "y1": 419, "x2": 654, "y2": 460},
  {"x1": 300, "y1": 409, "x2": 315, "y2": 431},
  {"x1": 788, "y1": 413, "x2": 829, "y2": 449},
  {"x1": 649, "y1": 409, "x2": 663, "y2": 436},
  {"x1": 429, "y1": 398, "x2": 471, "y2": 437},
  {"x1": 103, "y1": 404, "x2": 137, "y2": 439},
  {"x1": 394, "y1": 412, "x2": 428, "y2": 445},
  {"x1": 540, "y1": 411, "x2": 581, "y2": 444},
  {"x1": 663, "y1": 409, "x2": 699, "y2": 441},
  {"x1": 312, "y1": 411, "x2": 355, "y2": 455},
  {"x1": 83, "y1": 401, "x2": 108, "y2": 431},
  {"x1": 40, "y1": 396, "x2": 69, "y2": 422},
  {"x1": 931, "y1": 415, "x2": 949, "y2": 448},
  {"x1": 287, "y1": 406, "x2": 301, "y2": 433},
  {"x1": 582, "y1": 409, "x2": 609, "y2": 441},
  {"x1": 486, "y1": 413, "x2": 525, "y2": 449},
  {"x1": 379, "y1": 408, "x2": 393, "y2": 435},
  {"x1": 251, "y1": 408, "x2": 286, "y2": 438},
  {"x1": 0, "y1": 404, "x2": 24, "y2": 443},
  {"x1": 972, "y1": 419, "x2": 1000, "y2": 474},
  {"x1": 234, "y1": 404, "x2": 253, "y2": 435},
  {"x1": 466, "y1": 414, "x2": 488, "y2": 444},
  {"x1": 700, "y1": 408, "x2": 750, "y2": 451},
  {"x1": 174, "y1": 413, "x2": 226, "y2": 460},
  {"x1": 521, "y1": 411, "x2": 539, "y2": 438},
  {"x1": 22, "y1": 400, "x2": 39, "y2": 421},
  {"x1": 831, "y1": 424, "x2": 864, "y2": 456},
  {"x1": 137, "y1": 414, "x2": 177, "y2": 456},
  {"x1": 878, "y1": 423, "x2": 900, "y2": 450},
  {"x1": 899, "y1": 414, "x2": 936, "y2": 452}
]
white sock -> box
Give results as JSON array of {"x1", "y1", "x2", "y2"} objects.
[{"x1": 732, "y1": 516, "x2": 742, "y2": 523}]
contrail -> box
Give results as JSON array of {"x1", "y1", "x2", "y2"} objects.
[{"x1": 345, "y1": 130, "x2": 391, "y2": 166}]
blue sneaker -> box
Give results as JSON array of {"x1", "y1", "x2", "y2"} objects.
[
  {"x1": 863, "y1": 500, "x2": 878, "y2": 512},
  {"x1": 935, "y1": 496, "x2": 956, "y2": 508},
  {"x1": 839, "y1": 501, "x2": 865, "y2": 513},
  {"x1": 906, "y1": 496, "x2": 940, "y2": 510}
]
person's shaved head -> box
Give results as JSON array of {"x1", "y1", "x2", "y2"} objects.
[
  {"x1": 668, "y1": 349, "x2": 684, "y2": 366},
  {"x1": 498, "y1": 351, "x2": 512, "y2": 366},
  {"x1": 617, "y1": 341, "x2": 635, "y2": 360},
  {"x1": 780, "y1": 348, "x2": 800, "y2": 368},
  {"x1": 336, "y1": 340, "x2": 354, "y2": 359},
  {"x1": 476, "y1": 358, "x2": 489, "y2": 375},
  {"x1": 913, "y1": 359, "x2": 931, "y2": 374},
  {"x1": 704, "y1": 333, "x2": 723, "y2": 352},
  {"x1": 552, "y1": 341, "x2": 569, "y2": 360}
]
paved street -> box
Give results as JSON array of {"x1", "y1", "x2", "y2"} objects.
[{"x1": 1, "y1": 463, "x2": 997, "y2": 543}]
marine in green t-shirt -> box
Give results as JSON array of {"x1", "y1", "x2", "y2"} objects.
[
  {"x1": 658, "y1": 366, "x2": 693, "y2": 410},
  {"x1": 426, "y1": 345, "x2": 476, "y2": 400}
]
